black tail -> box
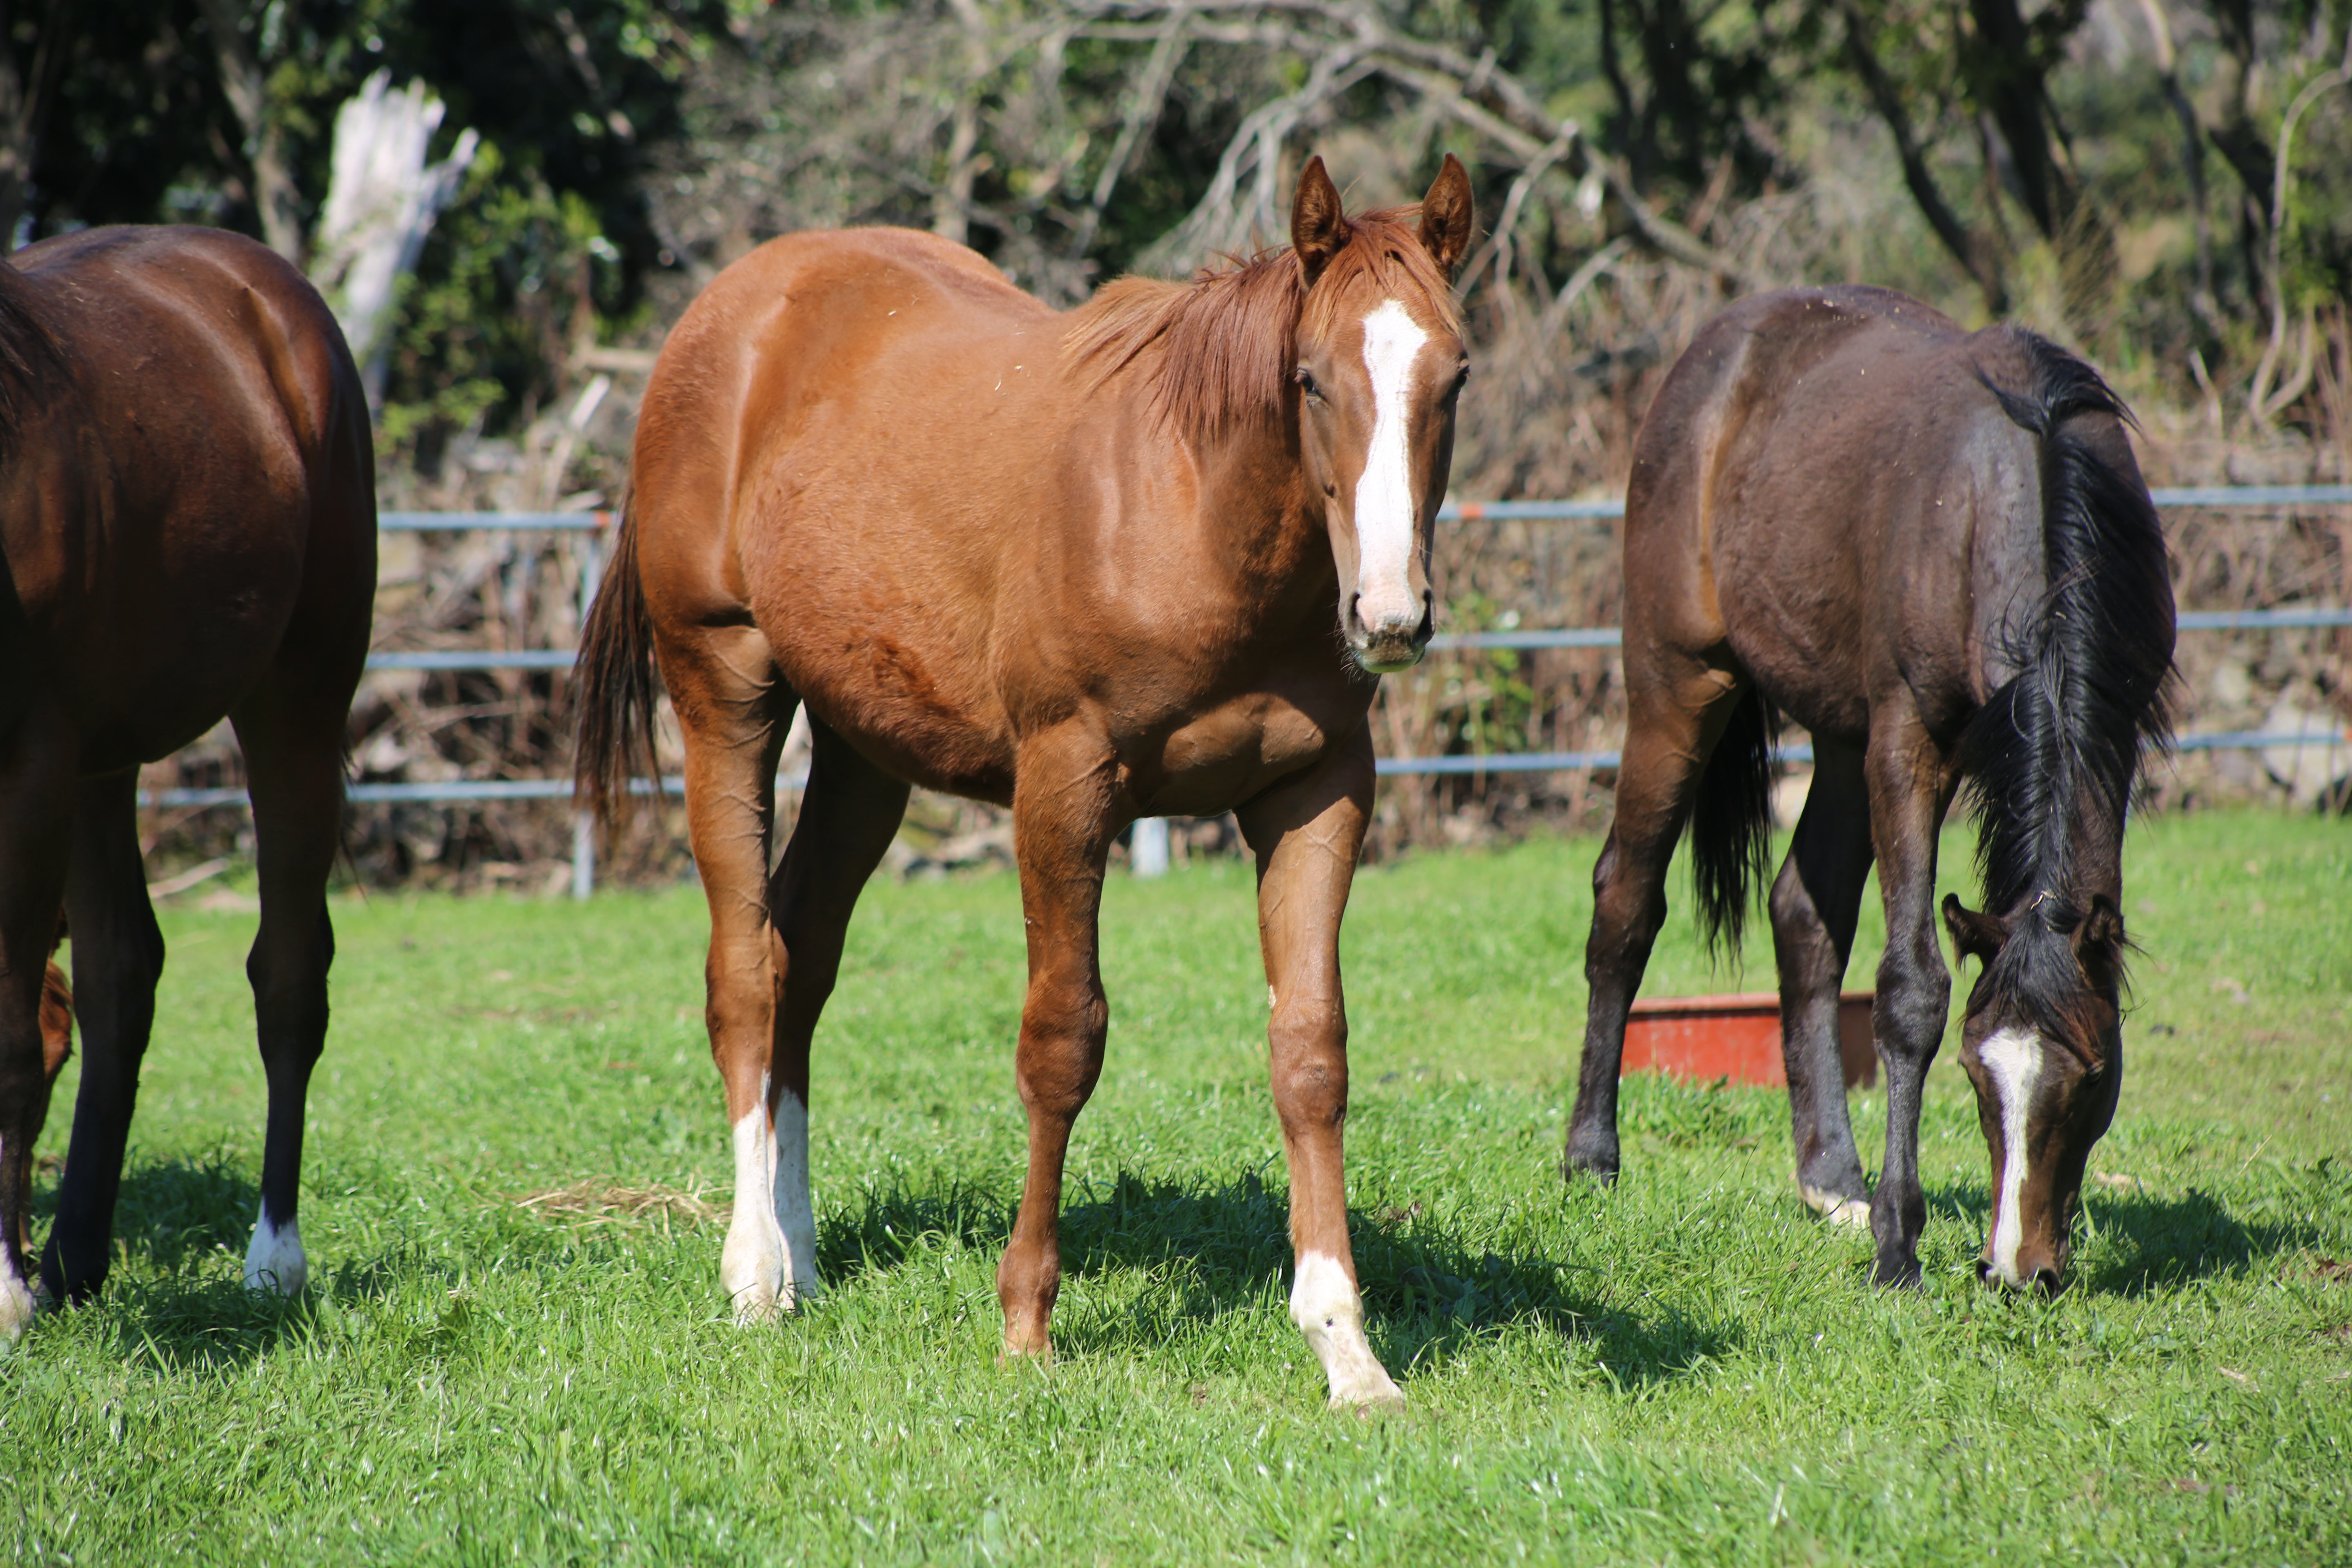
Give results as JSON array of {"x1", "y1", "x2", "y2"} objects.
[
  {"x1": 573, "y1": 496, "x2": 660, "y2": 831},
  {"x1": 1688, "y1": 682, "x2": 1776, "y2": 960},
  {"x1": 1960, "y1": 334, "x2": 2175, "y2": 943}
]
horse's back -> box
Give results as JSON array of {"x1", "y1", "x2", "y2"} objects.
[
  {"x1": 631, "y1": 227, "x2": 1080, "y2": 788},
  {"x1": 1630, "y1": 287, "x2": 2045, "y2": 739},
  {"x1": 0, "y1": 226, "x2": 374, "y2": 767}
]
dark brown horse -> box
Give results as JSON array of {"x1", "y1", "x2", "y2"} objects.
[
  {"x1": 0, "y1": 227, "x2": 375, "y2": 1334},
  {"x1": 1564, "y1": 287, "x2": 2173, "y2": 1294},
  {"x1": 578, "y1": 156, "x2": 1473, "y2": 1408}
]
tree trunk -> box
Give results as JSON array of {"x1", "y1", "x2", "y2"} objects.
[
  {"x1": 308, "y1": 71, "x2": 479, "y2": 409},
  {"x1": 197, "y1": 0, "x2": 305, "y2": 260}
]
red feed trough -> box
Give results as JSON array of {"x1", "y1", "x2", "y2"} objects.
[{"x1": 1622, "y1": 991, "x2": 1878, "y2": 1089}]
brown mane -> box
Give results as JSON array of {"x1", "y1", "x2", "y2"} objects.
[{"x1": 1062, "y1": 208, "x2": 1461, "y2": 445}]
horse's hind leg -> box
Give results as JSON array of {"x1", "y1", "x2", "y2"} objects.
[
  {"x1": 1768, "y1": 743, "x2": 1873, "y2": 1225},
  {"x1": 1237, "y1": 735, "x2": 1401, "y2": 1410},
  {"x1": 1565, "y1": 659, "x2": 1745, "y2": 1182},
  {"x1": 40, "y1": 772, "x2": 165, "y2": 1303},
  {"x1": 0, "y1": 745, "x2": 74, "y2": 1335},
  {"x1": 228, "y1": 667, "x2": 356, "y2": 1294},
  {"x1": 1861, "y1": 717, "x2": 1959, "y2": 1287},
  {"x1": 753, "y1": 716, "x2": 911, "y2": 1307}
]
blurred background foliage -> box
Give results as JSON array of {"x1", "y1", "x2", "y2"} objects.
[
  {"x1": 9, "y1": 0, "x2": 2347, "y2": 452},
  {"x1": 4, "y1": 0, "x2": 2344, "y2": 877}
]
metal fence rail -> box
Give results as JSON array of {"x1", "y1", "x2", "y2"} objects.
[{"x1": 142, "y1": 488, "x2": 2352, "y2": 892}]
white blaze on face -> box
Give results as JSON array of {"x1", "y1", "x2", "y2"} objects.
[
  {"x1": 1291, "y1": 1248, "x2": 1403, "y2": 1410},
  {"x1": 1350, "y1": 299, "x2": 1430, "y2": 636},
  {"x1": 1980, "y1": 1026, "x2": 2044, "y2": 1287},
  {"x1": 243, "y1": 1207, "x2": 309, "y2": 1294}
]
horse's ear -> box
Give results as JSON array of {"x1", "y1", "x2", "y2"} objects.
[
  {"x1": 1418, "y1": 154, "x2": 1474, "y2": 278},
  {"x1": 2071, "y1": 895, "x2": 2127, "y2": 992},
  {"x1": 1942, "y1": 894, "x2": 2004, "y2": 967},
  {"x1": 1292, "y1": 155, "x2": 1347, "y2": 287}
]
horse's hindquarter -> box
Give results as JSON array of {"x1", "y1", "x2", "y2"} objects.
[
  {"x1": 1684, "y1": 294, "x2": 2009, "y2": 745},
  {"x1": 2, "y1": 229, "x2": 370, "y2": 769}
]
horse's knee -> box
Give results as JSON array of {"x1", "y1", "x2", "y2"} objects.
[
  {"x1": 1269, "y1": 1008, "x2": 1347, "y2": 1133},
  {"x1": 1874, "y1": 954, "x2": 1949, "y2": 1065},
  {"x1": 1015, "y1": 997, "x2": 1107, "y2": 1123}
]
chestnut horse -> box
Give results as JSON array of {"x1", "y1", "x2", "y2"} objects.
[
  {"x1": 0, "y1": 227, "x2": 375, "y2": 1334},
  {"x1": 577, "y1": 156, "x2": 1472, "y2": 1408},
  {"x1": 1564, "y1": 287, "x2": 2173, "y2": 1294}
]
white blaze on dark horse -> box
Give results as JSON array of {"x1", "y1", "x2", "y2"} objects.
[
  {"x1": 576, "y1": 156, "x2": 1474, "y2": 1408},
  {"x1": 1563, "y1": 286, "x2": 2174, "y2": 1296}
]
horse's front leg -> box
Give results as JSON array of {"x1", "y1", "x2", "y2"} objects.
[
  {"x1": 1863, "y1": 717, "x2": 1959, "y2": 1287},
  {"x1": 1236, "y1": 734, "x2": 1402, "y2": 1411},
  {"x1": 996, "y1": 724, "x2": 1118, "y2": 1359}
]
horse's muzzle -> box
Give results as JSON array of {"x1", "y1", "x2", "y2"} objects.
[{"x1": 1348, "y1": 592, "x2": 1433, "y2": 674}]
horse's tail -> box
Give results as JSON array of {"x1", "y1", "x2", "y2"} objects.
[
  {"x1": 1960, "y1": 334, "x2": 2175, "y2": 935},
  {"x1": 1688, "y1": 682, "x2": 1777, "y2": 960},
  {"x1": 573, "y1": 494, "x2": 660, "y2": 831}
]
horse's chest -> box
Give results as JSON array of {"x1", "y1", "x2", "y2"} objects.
[{"x1": 1138, "y1": 690, "x2": 1353, "y2": 816}]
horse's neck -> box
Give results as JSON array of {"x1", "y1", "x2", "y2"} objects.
[{"x1": 1185, "y1": 433, "x2": 1332, "y2": 597}]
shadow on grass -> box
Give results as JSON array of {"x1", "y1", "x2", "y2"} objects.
[
  {"x1": 28, "y1": 1155, "x2": 456, "y2": 1372},
  {"x1": 816, "y1": 1166, "x2": 1735, "y2": 1390},
  {"x1": 2080, "y1": 1185, "x2": 2317, "y2": 1295},
  {"x1": 1923, "y1": 1176, "x2": 2318, "y2": 1296}
]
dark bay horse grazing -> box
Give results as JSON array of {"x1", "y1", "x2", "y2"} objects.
[
  {"x1": 1564, "y1": 286, "x2": 2174, "y2": 1294},
  {"x1": 0, "y1": 227, "x2": 375, "y2": 1334},
  {"x1": 577, "y1": 156, "x2": 1473, "y2": 1408}
]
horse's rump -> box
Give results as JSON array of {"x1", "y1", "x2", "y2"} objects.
[{"x1": 1, "y1": 227, "x2": 374, "y2": 763}]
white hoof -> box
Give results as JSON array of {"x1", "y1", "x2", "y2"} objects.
[
  {"x1": 1324, "y1": 1359, "x2": 1408, "y2": 1413},
  {"x1": 243, "y1": 1212, "x2": 309, "y2": 1294},
  {"x1": 723, "y1": 1098, "x2": 821, "y2": 1323},
  {"x1": 0, "y1": 1265, "x2": 35, "y2": 1341},
  {"x1": 1800, "y1": 1180, "x2": 1873, "y2": 1229},
  {"x1": 1293, "y1": 1251, "x2": 1404, "y2": 1412}
]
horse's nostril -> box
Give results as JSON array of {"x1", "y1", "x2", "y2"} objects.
[
  {"x1": 2033, "y1": 1266, "x2": 2064, "y2": 1298},
  {"x1": 1974, "y1": 1258, "x2": 1994, "y2": 1285}
]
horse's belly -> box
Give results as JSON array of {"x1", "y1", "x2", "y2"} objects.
[{"x1": 793, "y1": 658, "x2": 1016, "y2": 804}]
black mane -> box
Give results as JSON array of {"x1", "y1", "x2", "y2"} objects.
[{"x1": 1959, "y1": 332, "x2": 2175, "y2": 1001}]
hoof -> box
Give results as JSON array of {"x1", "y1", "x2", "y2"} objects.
[
  {"x1": 242, "y1": 1214, "x2": 309, "y2": 1295},
  {"x1": 729, "y1": 1280, "x2": 817, "y2": 1325},
  {"x1": 1869, "y1": 1252, "x2": 1922, "y2": 1290},
  {"x1": 1561, "y1": 1140, "x2": 1620, "y2": 1185},
  {"x1": 1799, "y1": 1181, "x2": 1873, "y2": 1228},
  {"x1": 0, "y1": 1270, "x2": 33, "y2": 1341},
  {"x1": 1327, "y1": 1370, "x2": 1406, "y2": 1414}
]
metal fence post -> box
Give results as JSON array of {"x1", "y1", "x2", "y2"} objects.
[
  {"x1": 1132, "y1": 817, "x2": 1170, "y2": 878},
  {"x1": 568, "y1": 517, "x2": 608, "y2": 902}
]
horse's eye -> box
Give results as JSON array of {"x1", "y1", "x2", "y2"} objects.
[
  {"x1": 1294, "y1": 367, "x2": 1322, "y2": 401},
  {"x1": 1453, "y1": 362, "x2": 1472, "y2": 390}
]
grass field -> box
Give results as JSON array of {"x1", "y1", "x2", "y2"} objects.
[{"x1": 5, "y1": 808, "x2": 2347, "y2": 1564}]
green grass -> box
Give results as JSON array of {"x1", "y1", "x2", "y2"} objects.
[{"x1": 5, "y1": 809, "x2": 2347, "y2": 1564}]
